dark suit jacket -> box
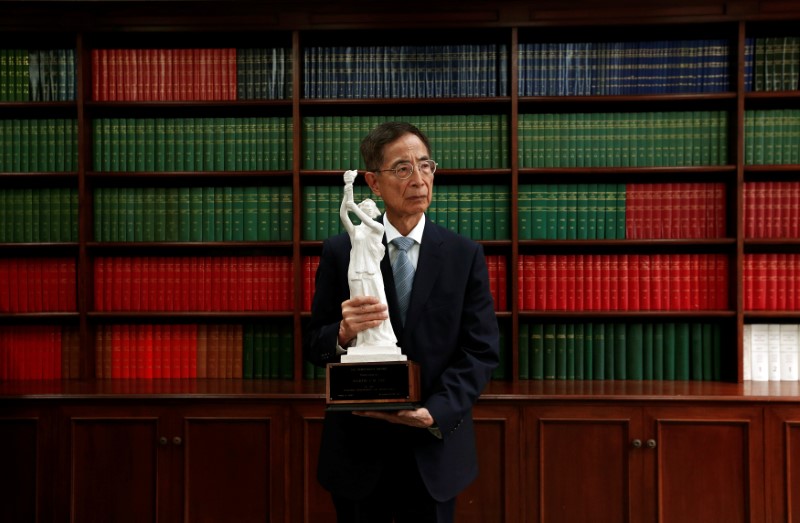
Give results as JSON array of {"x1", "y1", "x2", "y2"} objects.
[{"x1": 304, "y1": 217, "x2": 500, "y2": 502}]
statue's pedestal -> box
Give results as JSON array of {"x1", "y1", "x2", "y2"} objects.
[{"x1": 326, "y1": 352, "x2": 421, "y2": 411}]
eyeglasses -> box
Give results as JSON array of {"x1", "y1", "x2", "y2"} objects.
[{"x1": 375, "y1": 160, "x2": 437, "y2": 180}]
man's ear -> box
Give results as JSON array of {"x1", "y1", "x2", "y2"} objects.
[{"x1": 364, "y1": 172, "x2": 381, "y2": 197}]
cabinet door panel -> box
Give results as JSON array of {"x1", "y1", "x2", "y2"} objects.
[
  {"x1": 765, "y1": 406, "x2": 800, "y2": 523},
  {"x1": 647, "y1": 407, "x2": 764, "y2": 523},
  {"x1": 70, "y1": 418, "x2": 161, "y2": 523},
  {"x1": 458, "y1": 405, "x2": 521, "y2": 523},
  {"x1": 290, "y1": 404, "x2": 336, "y2": 523},
  {"x1": 183, "y1": 418, "x2": 274, "y2": 523},
  {"x1": 0, "y1": 419, "x2": 39, "y2": 523},
  {"x1": 526, "y1": 406, "x2": 640, "y2": 523}
]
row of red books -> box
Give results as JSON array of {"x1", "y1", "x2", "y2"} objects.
[
  {"x1": 744, "y1": 182, "x2": 800, "y2": 239},
  {"x1": 95, "y1": 324, "x2": 244, "y2": 379},
  {"x1": 744, "y1": 254, "x2": 800, "y2": 310},
  {"x1": 300, "y1": 254, "x2": 509, "y2": 312},
  {"x1": 0, "y1": 258, "x2": 76, "y2": 313},
  {"x1": 91, "y1": 48, "x2": 237, "y2": 101},
  {"x1": 626, "y1": 183, "x2": 726, "y2": 239},
  {"x1": 0, "y1": 326, "x2": 75, "y2": 380},
  {"x1": 94, "y1": 256, "x2": 293, "y2": 311},
  {"x1": 517, "y1": 254, "x2": 729, "y2": 311}
]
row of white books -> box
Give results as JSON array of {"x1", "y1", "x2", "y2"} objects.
[{"x1": 744, "y1": 323, "x2": 800, "y2": 381}]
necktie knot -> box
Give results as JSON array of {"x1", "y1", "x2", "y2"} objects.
[
  {"x1": 390, "y1": 236, "x2": 415, "y2": 325},
  {"x1": 392, "y1": 236, "x2": 414, "y2": 253}
]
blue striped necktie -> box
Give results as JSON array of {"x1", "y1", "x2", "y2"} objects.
[{"x1": 391, "y1": 236, "x2": 415, "y2": 325}]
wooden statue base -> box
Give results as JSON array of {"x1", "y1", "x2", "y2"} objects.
[{"x1": 326, "y1": 360, "x2": 421, "y2": 411}]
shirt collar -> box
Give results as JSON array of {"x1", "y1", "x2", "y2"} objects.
[{"x1": 383, "y1": 213, "x2": 426, "y2": 245}]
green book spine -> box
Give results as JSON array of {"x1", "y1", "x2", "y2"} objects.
[
  {"x1": 93, "y1": 188, "x2": 105, "y2": 242},
  {"x1": 213, "y1": 187, "x2": 224, "y2": 241},
  {"x1": 257, "y1": 186, "x2": 270, "y2": 241},
  {"x1": 143, "y1": 187, "x2": 155, "y2": 241},
  {"x1": 583, "y1": 323, "x2": 593, "y2": 380},
  {"x1": 231, "y1": 186, "x2": 244, "y2": 241},
  {"x1": 604, "y1": 184, "x2": 617, "y2": 239},
  {"x1": 134, "y1": 118, "x2": 146, "y2": 172},
  {"x1": 605, "y1": 323, "x2": 615, "y2": 380},
  {"x1": 165, "y1": 188, "x2": 179, "y2": 241},
  {"x1": 446, "y1": 186, "x2": 459, "y2": 234},
  {"x1": 530, "y1": 323, "x2": 544, "y2": 380},
  {"x1": 566, "y1": 323, "x2": 576, "y2": 380},
  {"x1": 280, "y1": 186, "x2": 292, "y2": 241},
  {"x1": 614, "y1": 322, "x2": 627, "y2": 379},
  {"x1": 593, "y1": 323, "x2": 605, "y2": 380},
  {"x1": 691, "y1": 322, "x2": 704, "y2": 380},
  {"x1": 573, "y1": 324, "x2": 584, "y2": 380},
  {"x1": 473, "y1": 185, "x2": 485, "y2": 240},
  {"x1": 482, "y1": 185, "x2": 495, "y2": 240},
  {"x1": 269, "y1": 324, "x2": 281, "y2": 379},
  {"x1": 178, "y1": 187, "x2": 191, "y2": 241},
  {"x1": 224, "y1": 117, "x2": 236, "y2": 171},
  {"x1": 576, "y1": 183, "x2": 589, "y2": 240},
  {"x1": 189, "y1": 187, "x2": 203, "y2": 241},
  {"x1": 316, "y1": 185, "x2": 330, "y2": 240},
  {"x1": 495, "y1": 184, "x2": 509, "y2": 240},
  {"x1": 132, "y1": 186, "x2": 144, "y2": 241},
  {"x1": 544, "y1": 184, "x2": 558, "y2": 239},
  {"x1": 555, "y1": 323, "x2": 567, "y2": 379},
  {"x1": 154, "y1": 118, "x2": 166, "y2": 171},
  {"x1": 543, "y1": 323, "x2": 556, "y2": 379},
  {"x1": 458, "y1": 184, "x2": 473, "y2": 238},
  {"x1": 242, "y1": 324, "x2": 254, "y2": 379},
  {"x1": 519, "y1": 184, "x2": 532, "y2": 240},
  {"x1": 271, "y1": 186, "x2": 283, "y2": 240},
  {"x1": 555, "y1": 184, "x2": 568, "y2": 240},
  {"x1": 565, "y1": 184, "x2": 578, "y2": 240},
  {"x1": 626, "y1": 323, "x2": 643, "y2": 380},
  {"x1": 675, "y1": 322, "x2": 690, "y2": 380},
  {"x1": 184, "y1": 117, "x2": 195, "y2": 172},
  {"x1": 202, "y1": 187, "x2": 215, "y2": 241},
  {"x1": 663, "y1": 322, "x2": 677, "y2": 380},
  {"x1": 243, "y1": 186, "x2": 258, "y2": 241}
]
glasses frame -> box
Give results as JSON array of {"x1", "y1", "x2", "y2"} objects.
[{"x1": 374, "y1": 160, "x2": 437, "y2": 180}]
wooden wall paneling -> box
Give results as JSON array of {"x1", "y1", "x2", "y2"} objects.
[
  {"x1": 765, "y1": 406, "x2": 800, "y2": 523},
  {"x1": 0, "y1": 413, "x2": 45, "y2": 523}
]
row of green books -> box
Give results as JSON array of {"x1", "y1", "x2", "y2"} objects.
[
  {"x1": 0, "y1": 119, "x2": 78, "y2": 172},
  {"x1": 93, "y1": 186, "x2": 293, "y2": 242},
  {"x1": 91, "y1": 117, "x2": 294, "y2": 172},
  {"x1": 747, "y1": 37, "x2": 800, "y2": 92},
  {"x1": 242, "y1": 323, "x2": 293, "y2": 379},
  {"x1": 302, "y1": 184, "x2": 381, "y2": 241},
  {"x1": 0, "y1": 188, "x2": 78, "y2": 243},
  {"x1": 0, "y1": 49, "x2": 76, "y2": 102},
  {"x1": 301, "y1": 114, "x2": 510, "y2": 170},
  {"x1": 744, "y1": 109, "x2": 800, "y2": 165},
  {"x1": 518, "y1": 111, "x2": 729, "y2": 168},
  {"x1": 519, "y1": 322, "x2": 723, "y2": 381},
  {"x1": 519, "y1": 184, "x2": 626, "y2": 240}
]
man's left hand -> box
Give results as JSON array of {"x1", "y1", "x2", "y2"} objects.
[{"x1": 354, "y1": 407, "x2": 434, "y2": 429}]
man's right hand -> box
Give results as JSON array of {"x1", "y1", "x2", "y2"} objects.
[{"x1": 338, "y1": 295, "x2": 389, "y2": 346}]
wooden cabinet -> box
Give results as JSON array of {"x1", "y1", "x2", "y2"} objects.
[
  {"x1": 56, "y1": 401, "x2": 286, "y2": 523},
  {"x1": 524, "y1": 403, "x2": 764, "y2": 522}
]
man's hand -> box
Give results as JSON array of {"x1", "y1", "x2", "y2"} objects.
[
  {"x1": 338, "y1": 295, "x2": 389, "y2": 346},
  {"x1": 354, "y1": 407, "x2": 434, "y2": 429},
  {"x1": 343, "y1": 169, "x2": 358, "y2": 185}
]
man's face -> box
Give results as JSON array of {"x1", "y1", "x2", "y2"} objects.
[{"x1": 365, "y1": 133, "x2": 434, "y2": 229}]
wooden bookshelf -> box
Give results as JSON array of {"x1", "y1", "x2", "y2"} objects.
[{"x1": 2, "y1": 1, "x2": 800, "y2": 521}]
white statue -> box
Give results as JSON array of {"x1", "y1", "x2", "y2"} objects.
[{"x1": 339, "y1": 170, "x2": 406, "y2": 362}]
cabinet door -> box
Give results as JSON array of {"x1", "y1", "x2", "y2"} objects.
[
  {"x1": 64, "y1": 406, "x2": 172, "y2": 523},
  {"x1": 0, "y1": 409, "x2": 52, "y2": 523},
  {"x1": 179, "y1": 404, "x2": 286, "y2": 523},
  {"x1": 644, "y1": 406, "x2": 765, "y2": 523},
  {"x1": 765, "y1": 405, "x2": 800, "y2": 523},
  {"x1": 524, "y1": 405, "x2": 643, "y2": 523}
]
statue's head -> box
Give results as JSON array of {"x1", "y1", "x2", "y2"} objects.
[{"x1": 358, "y1": 198, "x2": 381, "y2": 219}]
